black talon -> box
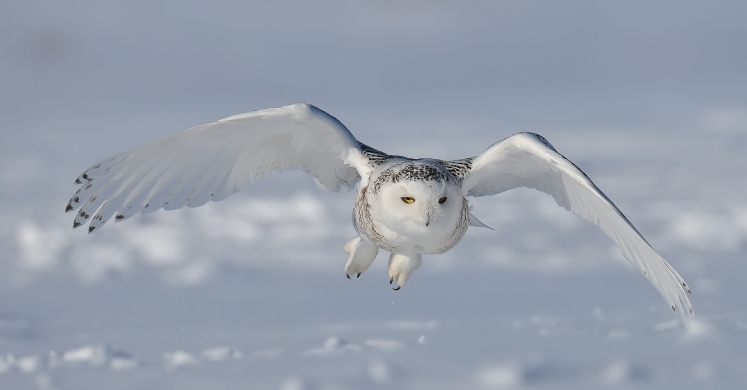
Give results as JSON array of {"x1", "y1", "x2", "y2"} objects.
[
  {"x1": 393, "y1": 286, "x2": 401, "y2": 291},
  {"x1": 356, "y1": 273, "x2": 361, "y2": 278},
  {"x1": 346, "y1": 274, "x2": 351, "y2": 279},
  {"x1": 389, "y1": 278, "x2": 393, "y2": 284}
]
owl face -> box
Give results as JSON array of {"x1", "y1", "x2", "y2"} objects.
[{"x1": 373, "y1": 179, "x2": 464, "y2": 237}]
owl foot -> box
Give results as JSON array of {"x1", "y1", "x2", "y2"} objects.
[
  {"x1": 388, "y1": 252, "x2": 422, "y2": 290},
  {"x1": 343, "y1": 236, "x2": 379, "y2": 278}
]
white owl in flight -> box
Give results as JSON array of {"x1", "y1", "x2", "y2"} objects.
[{"x1": 66, "y1": 103, "x2": 693, "y2": 318}]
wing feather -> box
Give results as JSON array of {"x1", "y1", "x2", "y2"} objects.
[
  {"x1": 67, "y1": 103, "x2": 367, "y2": 231},
  {"x1": 462, "y1": 132, "x2": 694, "y2": 318}
]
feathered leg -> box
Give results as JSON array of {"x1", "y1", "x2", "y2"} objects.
[
  {"x1": 388, "y1": 252, "x2": 422, "y2": 290},
  {"x1": 343, "y1": 236, "x2": 379, "y2": 278}
]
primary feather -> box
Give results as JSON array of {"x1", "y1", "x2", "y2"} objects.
[
  {"x1": 66, "y1": 103, "x2": 364, "y2": 232},
  {"x1": 462, "y1": 132, "x2": 693, "y2": 317}
]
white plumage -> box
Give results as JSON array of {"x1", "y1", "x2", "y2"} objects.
[{"x1": 66, "y1": 103, "x2": 694, "y2": 318}]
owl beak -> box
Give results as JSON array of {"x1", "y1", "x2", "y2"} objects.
[{"x1": 425, "y1": 211, "x2": 433, "y2": 227}]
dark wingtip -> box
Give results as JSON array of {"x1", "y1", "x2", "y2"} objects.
[
  {"x1": 65, "y1": 204, "x2": 73, "y2": 213},
  {"x1": 88, "y1": 226, "x2": 96, "y2": 234},
  {"x1": 672, "y1": 305, "x2": 676, "y2": 312},
  {"x1": 73, "y1": 221, "x2": 81, "y2": 228},
  {"x1": 75, "y1": 178, "x2": 83, "y2": 185}
]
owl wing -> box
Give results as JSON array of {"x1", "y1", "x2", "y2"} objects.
[
  {"x1": 66, "y1": 103, "x2": 370, "y2": 232},
  {"x1": 461, "y1": 132, "x2": 694, "y2": 318}
]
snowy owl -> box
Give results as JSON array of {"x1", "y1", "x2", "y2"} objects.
[{"x1": 66, "y1": 103, "x2": 693, "y2": 317}]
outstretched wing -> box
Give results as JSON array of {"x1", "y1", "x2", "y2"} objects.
[
  {"x1": 66, "y1": 103, "x2": 367, "y2": 232},
  {"x1": 461, "y1": 132, "x2": 694, "y2": 318}
]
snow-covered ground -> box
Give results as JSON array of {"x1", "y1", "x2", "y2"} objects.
[{"x1": 2, "y1": 1, "x2": 747, "y2": 389}]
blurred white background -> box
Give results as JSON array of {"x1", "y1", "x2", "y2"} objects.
[{"x1": 1, "y1": 1, "x2": 747, "y2": 389}]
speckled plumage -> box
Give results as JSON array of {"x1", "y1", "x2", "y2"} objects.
[
  {"x1": 359, "y1": 143, "x2": 474, "y2": 180},
  {"x1": 353, "y1": 158, "x2": 470, "y2": 254}
]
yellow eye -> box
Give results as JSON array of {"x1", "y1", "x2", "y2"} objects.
[
  {"x1": 438, "y1": 197, "x2": 447, "y2": 204},
  {"x1": 401, "y1": 197, "x2": 415, "y2": 204}
]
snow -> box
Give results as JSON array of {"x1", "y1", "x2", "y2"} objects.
[
  {"x1": 3, "y1": 0, "x2": 747, "y2": 389},
  {"x1": 163, "y1": 351, "x2": 199, "y2": 371},
  {"x1": 200, "y1": 347, "x2": 244, "y2": 362},
  {"x1": 476, "y1": 363, "x2": 523, "y2": 389}
]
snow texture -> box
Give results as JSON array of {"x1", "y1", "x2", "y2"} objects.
[{"x1": 2, "y1": 0, "x2": 747, "y2": 389}]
